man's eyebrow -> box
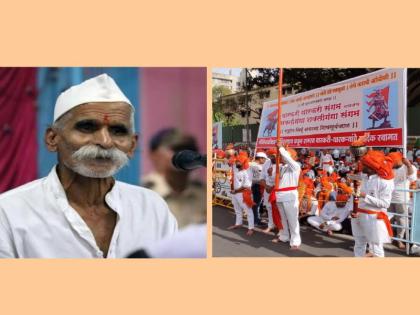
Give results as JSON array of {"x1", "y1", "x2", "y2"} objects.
[
  {"x1": 74, "y1": 118, "x2": 100, "y2": 124},
  {"x1": 108, "y1": 122, "x2": 129, "y2": 128}
]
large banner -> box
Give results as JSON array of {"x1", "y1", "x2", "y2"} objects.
[
  {"x1": 256, "y1": 68, "x2": 406, "y2": 149},
  {"x1": 212, "y1": 122, "x2": 223, "y2": 148}
]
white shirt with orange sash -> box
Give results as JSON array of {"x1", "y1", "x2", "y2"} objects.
[
  {"x1": 351, "y1": 174, "x2": 394, "y2": 244},
  {"x1": 275, "y1": 147, "x2": 301, "y2": 202}
]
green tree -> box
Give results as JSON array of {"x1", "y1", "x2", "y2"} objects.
[
  {"x1": 212, "y1": 85, "x2": 241, "y2": 126},
  {"x1": 245, "y1": 68, "x2": 375, "y2": 93}
]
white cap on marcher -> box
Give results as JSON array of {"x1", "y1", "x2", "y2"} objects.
[
  {"x1": 53, "y1": 73, "x2": 133, "y2": 122},
  {"x1": 255, "y1": 152, "x2": 267, "y2": 159}
]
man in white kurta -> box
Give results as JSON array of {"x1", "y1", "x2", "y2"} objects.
[
  {"x1": 351, "y1": 150, "x2": 394, "y2": 257},
  {"x1": 261, "y1": 150, "x2": 276, "y2": 232},
  {"x1": 0, "y1": 74, "x2": 178, "y2": 258},
  {"x1": 229, "y1": 155, "x2": 255, "y2": 235},
  {"x1": 387, "y1": 152, "x2": 417, "y2": 248},
  {"x1": 273, "y1": 146, "x2": 301, "y2": 249},
  {"x1": 307, "y1": 196, "x2": 352, "y2": 234},
  {"x1": 320, "y1": 150, "x2": 334, "y2": 174},
  {"x1": 0, "y1": 166, "x2": 177, "y2": 258}
]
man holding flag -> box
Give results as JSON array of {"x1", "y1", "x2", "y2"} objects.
[{"x1": 270, "y1": 143, "x2": 301, "y2": 249}]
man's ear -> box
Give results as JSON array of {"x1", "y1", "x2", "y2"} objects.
[
  {"x1": 126, "y1": 134, "x2": 138, "y2": 158},
  {"x1": 45, "y1": 127, "x2": 59, "y2": 152}
]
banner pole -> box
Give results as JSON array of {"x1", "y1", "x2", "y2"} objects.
[{"x1": 275, "y1": 69, "x2": 283, "y2": 188}]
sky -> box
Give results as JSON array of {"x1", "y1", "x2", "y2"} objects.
[{"x1": 212, "y1": 68, "x2": 242, "y2": 77}]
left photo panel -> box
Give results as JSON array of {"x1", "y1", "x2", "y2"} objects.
[{"x1": 0, "y1": 67, "x2": 207, "y2": 258}]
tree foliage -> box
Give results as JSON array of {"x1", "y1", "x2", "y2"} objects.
[
  {"x1": 245, "y1": 68, "x2": 375, "y2": 93},
  {"x1": 212, "y1": 85, "x2": 241, "y2": 126}
]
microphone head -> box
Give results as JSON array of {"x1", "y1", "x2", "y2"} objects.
[{"x1": 172, "y1": 150, "x2": 206, "y2": 171}]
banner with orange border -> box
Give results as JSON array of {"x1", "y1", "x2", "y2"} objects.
[{"x1": 256, "y1": 68, "x2": 406, "y2": 149}]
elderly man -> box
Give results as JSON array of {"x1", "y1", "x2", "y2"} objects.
[{"x1": 0, "y1": 74, "x2": 177, "y2": 258}]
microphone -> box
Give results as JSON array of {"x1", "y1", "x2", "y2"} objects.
[{"x1": 172, "y1": 150, "x2": 207, "y2": 171}]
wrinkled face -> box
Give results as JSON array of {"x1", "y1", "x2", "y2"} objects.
[{"x1": 46, "y1": 102, "x2": 137, "y2": 178}]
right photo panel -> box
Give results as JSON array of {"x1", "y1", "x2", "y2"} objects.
[{"x1": 212, "y1": 68, "x2": 420, "y2": 257}]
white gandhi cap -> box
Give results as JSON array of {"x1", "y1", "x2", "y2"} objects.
[
  {"x1": 255, "y1": 152, "x2": 267, "y2": 159},
  {"x1": 53, "y1": 73, "x2": 133, "y2": 122}
]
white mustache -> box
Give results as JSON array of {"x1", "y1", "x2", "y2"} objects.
[{"x1": 72, "y1": 145, "x2": 129, "y2": 165}]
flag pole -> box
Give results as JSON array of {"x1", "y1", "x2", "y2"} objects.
[{"x1": 275, "y1": 68, "x2": 283, "y2": 188}]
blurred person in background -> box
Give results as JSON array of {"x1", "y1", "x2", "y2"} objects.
[
  {"x1": 142, "y1": 128, "x2": 206, "y2": 228},
  {"x1": 387, "y1": 151, "x2": 417, "y2": 249}
]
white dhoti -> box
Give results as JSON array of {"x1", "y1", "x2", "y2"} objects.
[
  {"x1": 232, "y1": 193, "x2": 254, "y2": 229},
  {"x1": 276, "y1": 193, "x2": 301, "y2": 247},
  {"x1": 263, "y1": 190, "x2": 274, "y2": 229},
  {"x1": 351, "y1": 213, "x2": 391, "y2": 258}
]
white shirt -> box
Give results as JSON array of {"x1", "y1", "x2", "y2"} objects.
[
  {"x1": 233, "y1": 168, "x2": 252, "y2": 191},
  {"x1": 359, "y1": 174, "x2": 394, "y2": 212},
  {"x1": 353, "y1": 174, "x2": 394, "y2": 243},
  {"x1": 275, "y1": 147, "x2": 301, "y2": 202},
  {"x1": 261, "y1": 159, "x2": 272, "y2": 183},
  {"x1": 0, "y1": 166, "x2": 178, "y2": 258},
  {"x1": 320, "y1": 200, "x2": 353, "y2": 224},
  {"x1": 249, "y1": 161, "x2": 264, "y2": 184},
  {"x1": 145, "y1": 224, "x2": 206, "y2": 258},
  {"x1": 321, "y1": 153, "x2": 333, "y2": 165},
  {"x1": 391, "y1": 164, "x2": 417, "y2": 204}
]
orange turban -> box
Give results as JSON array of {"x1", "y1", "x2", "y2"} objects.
[
  {"x1": 236, "y1": 155, "x2": 250, "y2": 170},
  {"x1": 351, "y1": 133, "x2": 369, "y2": 147},
  {"x1": 330, "y1": 172, "x2": 340, "y2": 183},
  {"x1": 388, "y1": 152, "x2": 403, "y2": 165},
  {"x1": 336, "y1": 194, "x2": 349, "y2": 202},
  {"x1": 214, "y1": 149, "x2": 225, "y2": 159},
  {"x1": 321, "y1": 177, "x2": 333, "y2": 191},
  {"x1": 337, "y1": 182, "x2": 353, "y2": 195},
  {"x1": 360, "y1": 150, "x2": 394, "y2": 180},
  {"x1": 266, "y1": 148, "x2": 277, "y2": 156},
  {"x1": 238, "y1": 150, "x2": 249, "y2": 158}
]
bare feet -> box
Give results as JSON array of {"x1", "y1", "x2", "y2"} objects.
[
  {"x1": 396, "y1": 241, "x2": 405, "y2": 250},
  {"x1": 327, "y1": 230, "x2": 333, "y2": 236},
  {"x1": 263, "y1": 227, "x2": 273, "y2": 234},
  {"x1": 246, "y1": 229, "x2": 254, "y2": 236},
  {"x1": 271, "y1": 238, "x2": 280, "y2": 243},
  {"x1": 365, "y1": 252, "x2": 374, "y2": 257},
  {"x1": 228, "y1": 225, "x2": 242, "y2": 230},
  {"x1": 290, "y1": 246, "x2": 300, "y2": 251}
]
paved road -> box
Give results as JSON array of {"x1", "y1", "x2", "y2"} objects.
[{"x1": 212, "y1": 205, "x2": 407, "y2": 257}]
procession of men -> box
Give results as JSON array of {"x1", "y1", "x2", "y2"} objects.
[{"x1": 213, "y1": 140, "x2": 419, "y2": 257}]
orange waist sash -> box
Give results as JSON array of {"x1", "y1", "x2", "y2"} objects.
[{"x1": 357, "y1": 208, "x2": 393, "y2": 237}]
